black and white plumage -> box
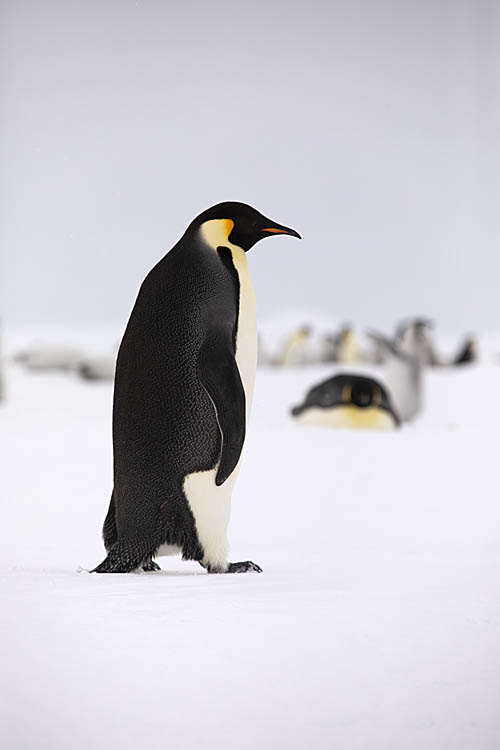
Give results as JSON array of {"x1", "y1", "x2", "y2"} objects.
[
  {"x1": 291, "y1": 372, "x2": 400, "y2": 429},
  {"x1": 93, "y1": 202, "x2": 300, "y2": 574}
]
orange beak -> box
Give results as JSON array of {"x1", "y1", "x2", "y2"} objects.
[{"x1": 261, "y1": 224, "x2": 301, "y2": 239}]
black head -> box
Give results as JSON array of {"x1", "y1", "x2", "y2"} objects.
[
  {"x1": 291, "y1": 373, "x2": 400, "y2": 424},
  {"x1": 187, "y1": 201, "x2": 301, "y2": 251}
]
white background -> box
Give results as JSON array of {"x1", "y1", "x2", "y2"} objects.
[{"x1": 2, "y1": 0, "x2": 499, "y2": 331}]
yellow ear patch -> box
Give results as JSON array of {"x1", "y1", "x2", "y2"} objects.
[
  {"x1": 200, "y1": 219, "x2": 235, "y2": 249},
  {"x1": 220, "y1": 219, "x2": 235, "y2": 237}
]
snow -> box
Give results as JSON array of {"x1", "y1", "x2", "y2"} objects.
[{"x1": 2, "y1": 330, "x2": 500, "y2": 750}]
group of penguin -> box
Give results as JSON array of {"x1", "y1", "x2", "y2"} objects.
[
  {"x1": 288, "y1": 318, "x2": 476, "y2": 430},
  {"x1": 10, "y1": 317, "x2": 475, "y2": 433},
  {"x1": 261, "y1": 317, "x2": 475, "y2": 369},
  {"x1": 12, "y1": 343, "x2": 118, "y2": 381}
]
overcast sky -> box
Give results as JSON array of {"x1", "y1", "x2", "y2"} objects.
[{"x1": 1, "y1": 0, "x2": 499, "y2": 333}]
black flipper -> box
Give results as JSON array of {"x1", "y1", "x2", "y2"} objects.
[{"x1": 199, "y1": 325, "x2": 246, "y2": 486}]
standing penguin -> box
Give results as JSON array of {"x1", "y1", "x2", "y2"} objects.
[
  {"x1": 367, "y1": 331, "x2": 422, "y2": 422},
  {"x1": 93, "y1": 202, "x2": 300, "y2": 574}
]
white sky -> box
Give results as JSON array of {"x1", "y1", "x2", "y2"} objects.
[{"x1": 1, "y1": 0, "x2": 499, "y2": 332}]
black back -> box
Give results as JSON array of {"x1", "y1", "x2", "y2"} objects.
[{"x1": 98, "y1": 231, "x2": 241, "y2": 569}]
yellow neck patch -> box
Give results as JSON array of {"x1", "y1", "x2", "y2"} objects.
[{"x1": 200, "y1": 219, "x2": 235, "y2": 250}]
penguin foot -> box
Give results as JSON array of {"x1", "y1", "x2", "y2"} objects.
[
  {"x1": 92, "y1": 544, "x2": 153, "y2": 573},
  {"x1": 227, "y1": 561, "x2": 262, "y2": 574},
  {"x1": 92, "y1": 558, "x2": 128, "y2": 573},
  {"x1": 142, "y1": 558, "x2": 161, "y2": 572}
]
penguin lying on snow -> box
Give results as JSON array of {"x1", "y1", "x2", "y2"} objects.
[
  {"x1": 93, "y1": 202, "x2": 300, "y2": 574},
  {"x1": 77, "y1": 355, "x2": 116, "y2": 381},
  {"x1": 291, "y1": 373, "x2": 400, "y2": 429},
  {"x1": 77, "y1": 347, "x2": 118, "y2": 381},
  {"x1": 14, "y1": 345, "x2": 86, "y2": 371}
]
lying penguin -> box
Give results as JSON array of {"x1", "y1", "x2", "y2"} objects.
[
  {"x1": 291, "y1": 373, "x2": 400, "y2": 430},
  {"x1": 77, "y1": 353, "x2": 116, "y2": 381},
  {"x1": 14, "y1": 345, "x2": 85, "y2": 371}
]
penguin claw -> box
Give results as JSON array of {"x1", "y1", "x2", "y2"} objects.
[
  {"x1": 142, "y1": 559, "x2": 161, "y2": 572},
  {"x1": 227, "y1": 561, "x2": 263, "y2": 574}
]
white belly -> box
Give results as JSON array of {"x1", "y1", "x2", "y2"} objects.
[
  {"x1": 183, "y1": 234, "x2": 257, "y2": 571},
  {"x1": 232, "y1": 244, "x2": 258, "y2": 414}
]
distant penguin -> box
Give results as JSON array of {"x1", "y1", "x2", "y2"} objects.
[
  {"x1": 14, "y1": 345, "x2": 85, "y2": 371},
  {"x1": 276, "y1": 324, "x2": 312, "y2": 366},
  {"x1": 332, "y1": 324, "x2": 361, "y2": 364},
  {"x1": 93, "y1": 202, "x2": 300, "y2": 575},
  {"x1": 291, "y1": 373, "x2": 400, "y2": 429},
  {"x1": 396, "y1": 318, "x2": 439, "y2": 366},
  {"x1": 78, "y1": 356, "x2": 115, "y2": 381},
  {"x1": 452, "y1": 336, "x2": 477, "y2": 366},
  {"x1": 368, "y1": 331, "x2": 422, "y2": 422},
  {"x1": 77, "y1": 348, "x2": 118, "y2": 381}
]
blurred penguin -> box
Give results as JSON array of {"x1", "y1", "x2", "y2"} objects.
[
  {"x1": 325, "y1": 323, "x2": 361, "y2": 364},
  {"x1": 368, "y1": 331, "x2": 422, "y2": 422},
  {"x1": 77, "y1": 353, "x2": 117, "y2": 381},
  {"x1": 14, "y1": 344, "x2": 85, "y2": 371},
  {"x1": 452, "y1": 336, "x2": 477, "y2": 366},
  {"x1": 276, "y1": 324, "x2": 312, "y2": 366},
  {"x1": 396, "y1": 318, "x2": 440, "y2": 366},
  {"x1": 291, "y1": 373, "x2": 400, "y2": 429}
]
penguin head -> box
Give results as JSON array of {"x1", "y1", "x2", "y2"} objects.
[
  {"x1": 189, "y1": 201, "x2": 301, "y2": 251},
  {"x1": 291, "y1": 373, "x2": 401, "y2": 429}
]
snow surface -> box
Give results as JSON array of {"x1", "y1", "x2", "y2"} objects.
[{"x1": 2, "y1": 331, "x2": 500, "y2": 750}]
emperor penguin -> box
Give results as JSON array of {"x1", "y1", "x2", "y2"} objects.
[
  {"x1": 291, "y1": 373, "x2": 400, "y2": 429},
  {"x1": 93, "y1": 202, "x2": 300, "y2": 574},
  {"x1": 452, "y1": 336, "x2": 477, "y2": 366},
  {"x1": 396, "y1": 318, "x2": 440, "y2": 366},
  {"x1": 276, "y1": 324, "x2": 312, "y2": 366},
  {"x1": 367, "y1": 331, "x2": 422, "y2": 422},
  {"x1": 331, "y1": 324, "x2": 361, "y2": 363}
]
